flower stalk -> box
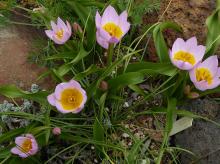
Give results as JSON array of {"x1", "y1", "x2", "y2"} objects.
[{"x1": 107, "y1": 43, "x2": 114, "y2": 66}]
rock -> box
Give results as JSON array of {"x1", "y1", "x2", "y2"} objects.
[
  {"x1": 175, "y1": 98, "x2": 220, "y2": 164},
  {"x1": 0, "y1": 15, "x2": 54, "y2": 101}
]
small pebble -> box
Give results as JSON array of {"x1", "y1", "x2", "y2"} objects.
[
  {"x1": 123, "y1": 102, "x2": 129, "y2": 108},
  {"x1": 132, "y1": 56, "x2": 137, "y2": 60},
  {"x1": 122, "y1": 133, "x2": 130, "y2": 138}
]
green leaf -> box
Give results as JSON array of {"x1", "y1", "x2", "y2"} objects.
[
  {"x1": 93, "y1": 116, "x2": 106, "y2": 157},
  {"x1": 54, "y1": 45, "x2": 90, "y2": 77},
  {"x1": 205, "y1": 7, "x2": 220, "y2": 57},
  {"x1": 128, "y1": 84, "x2": 147, "y2": 96},
  {"x1": 0, "y1": 128, "x2": 25, "y2": 144},
  {"x1": 166, "y1": 98, "x2": 176, "y2": 134},
  {"x1": 0, "y1": 148, "x2": 11, "y2": 159},
  {"x1": 126, "y1": 140, "x2": 143, "y2": 163},
  {"x1": 126, "y1": 62, "x2": 177, "y2": 76},
  {"x1": 156, "y1": 98, "x2": 176, "y2": 164},
  {"x1": 74, "y1": 65, "x2": 101, "y2": 81},
  {"x1": 44, "y1": 51, "x2": 78, "y2": 60},
  {"x1": 153, "y1": 22, "x2": 182, "y2": 62},
  {"x1": 108, "y1": 72, "x2": 145, "y2": 89},
  {"x1": 0, "y1": 85, "x2": 48, "y2": 104},
  {"x1": 67, "y1": 1, "x2": 96, "y2": 50}
]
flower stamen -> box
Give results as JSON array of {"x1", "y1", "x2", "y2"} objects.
[
  {"x1": 103, "y1": 23, "x2": 123, "y2": 39},
  {"x1": 56, "y1": 29, "x2": 64, "y2": 39},
  {"x1": 60, "y1": 88, "x2": 83, "y2": 110},
  {"x1": 196, "y1": 67, "x2": 213, "y2": 85},
  {"x1": 173, "y1": 51, "x2": 196, "y2": 65},
  {"x1": 20, "y1": 139, "x2": 32, "y2": 153}
]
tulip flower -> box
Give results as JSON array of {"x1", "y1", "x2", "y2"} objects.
[
  {"x1": 95, "y1": 5, "x2": 130, "y2": 49},
  {"x1": 169, "y1": 37, "x2": 205, "y2": 70},
  {"x1": 45, "y1": 17, "x2": 72, "y2": 44},
  {"x1": 11, "y1": 134, "x2": 38, "y2": 158},
  {"x1": 189, "y1": 56, "x2": 220, "y2": 91},
  {"x1": 47, "y1": 80, "x2": 87, "y2": 113}
]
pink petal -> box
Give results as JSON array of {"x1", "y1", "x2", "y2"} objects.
[
  {"x1": 69, "y1": 80, "x2": 82, "y2": 88},
  {"x1": 199, "y1": 56, "x2": 218, "y2": 75},
  {"x1": 51, "y1": 21, "x2": 58, "y2": 31},
  {"x1": 62, "y1": 32, "x2": 71, "y2": 43},
  {"x1": 109, "y1": 37, "x2": 119, "y2": 43},
  {"x1": 101, "y1": 5, "x2": 119, "y2": 26},
  {"x1": 95, "y1": 12, "x2": 102, "y2": 29},
  {"x1": 29, "y1": 139, "x2": 38, "y2": 155},
  {"x1": 171, "y1": 60, "x2": 194, "y2": 70},
  {"x1": 96, "y1": 31, "x2": 109, "y2": 49},
  {"x1": 18, "y1": 153, "x2": 29, "y2": 158},
  {"x1": 171, "y1": 38, "x2": 186, "y2": 55},
  {"x1": 15, "y1": 137, "x2": 26, "y2": 146},
  {"x1": 118, "y1": 11, "x2": 130, "y2": 35},
  {"x1": 55, "y1": 101, "x2": 70, "y2": 114},
  {"x1": 11, "y1": 147, "x2": 22, "y2": 155},
  {"x1": 99, "y1": 28, "x2": 111, "y2": 41},
  {"x1": 189, "y1": 66, "x2": 198, "y2": 82},
  {"x1": 45, "y1": 30, "x2": 54, "y2": 40},
  {"x1": 66, "y1": 21, "x2": 72, "y2": 34},
  {"x1": 217, "y1": 67, "x2": 220, "y2": 77},
  {"x1": 72, "y1": 105, "x2": 84, "y2": 114},
  {"x1": 193, "y1": 81, "x2": 208, "y2": 91},
  {"x1": 51, "y1": 36, "x2": 63, "y2": 44},
  {"x1": 54, "y1": 81, "x2": 83, "y2": 100},
  {"x1": 57, "y1": 17, "x2": 68, "y2": 31},
  {"x1": 47, "y1": 93, "x2": 56, "y2": 106},
  {"x1": 185, "y1": 36, "x2": 197, "y2": 49},
  {"x1": 189, "y1": 45, "x2": 206, "y2": 62},
  {"x1": 54, "y1": 82, "x2": 66, "y2": 99}
]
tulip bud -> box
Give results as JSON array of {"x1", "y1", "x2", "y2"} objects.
[
  {"x1": 188, "y1": 92, "x2": 200, "y2": 99},
  {"x1": 184, "y1": 85, "x2": 191, "y2": 95},
  {"x1": 99, "y1": 81, "x2": 108, "y2": 91},
  {"x1": 73, "y1": 22, "x2": 83, "y2": 33},
  {"x1": 52, "y1": 127, "x2": 61, "y2": 135}
]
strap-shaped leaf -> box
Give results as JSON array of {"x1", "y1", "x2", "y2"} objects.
[{"x1": 153, "y1": 22, "x2": 182, "y2": 62}]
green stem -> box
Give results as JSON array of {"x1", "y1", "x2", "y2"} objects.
[
  {"x1": 107, "y1": 43, "x2": 114, "y2": 66},
  {"x1": 217, "y1": 0, "x2": 220, "y2": 8}
]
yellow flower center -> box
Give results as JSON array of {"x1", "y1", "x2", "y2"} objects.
[
  {"x1": 21, "y1": 139, "x2": 32, "y2": 153},
  {"x1": 56, "y1": 29, "x2": 64, "y2": 39},
  {"x1": 102, "y1": 22, "x2": 123, "y2": 39},
  {"x1": 60, "y1": 88, "x2": 83, "y2": 110},
  {"x1": 173, "y1": 51, "x2": 196, "y2": 65},
  {"x1": 196, "y1": 67, "x2": 213, "y2": 85}
]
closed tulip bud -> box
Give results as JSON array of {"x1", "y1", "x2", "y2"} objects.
[
  {"x1": 73, "y1": 22, "x2": 83, "y2": 33},
  {"x1": 99, "y1": 81, "x2": 108, "y2": 91},
  {"x1": 52, "y1": 127, "x2": 61, "y2": 135},
  {"x1": 184, "y1": 85, "x2": 191, "y2": 95},
  {"x1": 188, "y1": 92, "x2": 200, "y2": 99}
]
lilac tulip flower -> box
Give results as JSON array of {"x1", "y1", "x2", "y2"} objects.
[
  {"x1": 11, "y1": 134, "x2": 38, "y2": 158},
  {"x1": 47, "y1": 80, "x2": 87, "y2": 114},
  {"x1": 169, "y1": 37, "x2": 206, "y2": 70},
  {"x1": 95, "y1": 5, "x2": 130, "y2": 49},
  {"x1": 45, "y1": 17, "x2": 72, "y2": 44},
  {"x1": 189, "y1": 55, "x2": 220, "y2": 91}
]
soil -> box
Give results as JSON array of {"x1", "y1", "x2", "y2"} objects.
[
  {"x1": 0, "y1": 15, "x2": 53, "y2": 101},
  {"x1": 160, "y1": 0, "x2": 216, "y2": 46}
]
